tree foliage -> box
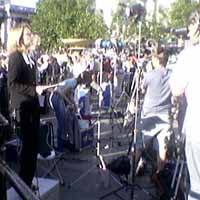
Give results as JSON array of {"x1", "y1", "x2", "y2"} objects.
[
  {"x1": 110, "y1": 0, "x2": 200, "y2": 43},
  {"x1": 31, "y1": 0, "x2": 108, "y2": 50},
  {"x1": 110, "y1": 1, "x2": 169, "y2": 42},
  {"x1": 169, "y1": 0, "x2": 199, "y2": 28}
]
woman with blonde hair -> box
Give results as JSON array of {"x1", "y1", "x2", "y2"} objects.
[{"x1": 7, "y1": 23, "x2": 41, "y2": 189}]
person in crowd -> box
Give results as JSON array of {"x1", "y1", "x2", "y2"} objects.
[
  {"x1": 29, "y1": 32, "x2": 41, "y2": 61},
  {"x1": 50, "y1": 71, "x2": 92, "y2": 152},
  {"x1": 170, "y1": 9, "x2": 200, "y2": 200},
  {"x1": 0, "y1": 55, "x2": 9, "y2": 122},
  {"x1": 0, "y1": 55, "x2": 10, "y2": 139},
  {"x1": 47, "y1": 56, "x2": 60, "y2": 84},
  {"x1": 7, "y1": 23, "x2": 45, "y2": 188},
  {"x1": 134, "y1": 44, "x2": 172, "y2": 176}
]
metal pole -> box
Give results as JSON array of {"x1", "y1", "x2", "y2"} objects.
[
  {"x1": 97, "y1": 53, "x2": 103, "y2": 157},
  {"x1": 130, "y1": 20, "x2": 142, "y2": 200},
  {"x1": 0, "y1": 151, "x2": 7, "y2": 200},
  {"x1": 0, "y1": 158, "x2": 40, "y2": 200}
]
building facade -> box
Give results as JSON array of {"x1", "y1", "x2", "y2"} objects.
[{"x1": 0, "y1": 0, "x2": 36, "y2": 48}]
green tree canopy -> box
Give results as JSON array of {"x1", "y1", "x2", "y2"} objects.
[
  {"x1": 31, "y1": 0, "x2": 108, "y2": 50},
  {"x1": 169, "y1": 0, "x2": 199, "y2": 28},
  {"x1": 110, "y1": 1, "x2": 169, "y2": 42}
]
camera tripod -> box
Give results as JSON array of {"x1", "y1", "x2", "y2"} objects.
[
  {"x1": 66, "y1": 53, "x2": 120, "y2": 190},
  {"x1": 107, "y1": 70, "x2": 131, "y2": 149},
  {"x1": 100, "y1": 57, "x2": 159, "y2": 200},
  {"x1": 162, "y1": 112, "x2": 188, "y2": 200}
]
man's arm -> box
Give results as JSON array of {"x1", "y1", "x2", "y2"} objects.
[
  {"x1": 169, "y1": 50, "x2": 188, "y2": 97},
  {"x1": 169, "y1": 81, "x2": 185, "y2": 97}
]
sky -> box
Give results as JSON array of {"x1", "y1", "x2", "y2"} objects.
[{"x1": 10, "y1": 0, "x2": 37, "y2": 8}]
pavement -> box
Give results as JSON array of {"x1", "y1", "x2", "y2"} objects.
[
  {"x1": 5, "y1": 95, "x2": 163, "y2": 200},
  {"x1": 37, "y1": 109, "x2": 159, "y2": 200}
]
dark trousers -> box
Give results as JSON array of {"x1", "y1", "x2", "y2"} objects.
[{"x1": 18, "y1": 99, "x2": 40, "y2": 187}]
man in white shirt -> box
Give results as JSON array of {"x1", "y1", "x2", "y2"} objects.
[{"x1": 170, "y1": 9, "x2": 200, "y2": 200}]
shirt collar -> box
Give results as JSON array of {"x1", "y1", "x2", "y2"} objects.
[{"x1": 22, "y1": 52, "x2": 35, "y2": 68}]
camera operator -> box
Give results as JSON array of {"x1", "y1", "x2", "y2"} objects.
[
  {"x1": 134, "y1": 45, "x2": 172, "y2": 176},
  {"x1": 170, "y1": 9, "x2": 200, "y2": 200}
]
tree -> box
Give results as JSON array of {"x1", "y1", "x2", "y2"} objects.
[
  {"x1": 110, "y1": 1, "x2": 170, "y2": 42},
  {"x1": 169, "y1": 0, "x2": 199, "y2": 28},
  {"x1": 31, "y1": 0, "x2": 108, "y2": 50}
]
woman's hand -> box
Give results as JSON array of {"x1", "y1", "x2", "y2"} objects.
[
  {"x1": 36, "y1": 84, "x2": 57, "y2": 95},
  {"x1": 36, "y1": 85, "x2": 45, "y2": 95}
]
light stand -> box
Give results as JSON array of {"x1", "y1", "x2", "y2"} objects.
[
  {"x1": 100, "y1": 67, "x2": 158, "y2": 200},
  {"x1": 130, "y1": 20, "x2": 142, "y2": 200},
  {"x1": 109, "y1": 60, "x2": 115, "y2": 149},
  {"x1": 67, "y1": 53, "x2": 107, "y2": 189},
  {"x1": 100, "y1": 19, "x2": 158, "y2": 200},
  {"x1": 108, "y1": 59, "x2": 123, "y2": 149},
  {"x1": 97, "y1": 53, "x2": 103, "y2": 158}
]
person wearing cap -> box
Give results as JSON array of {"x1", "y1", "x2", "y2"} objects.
[{"x1": 170, "y1": 8, "x2": 200, "y2": 200}]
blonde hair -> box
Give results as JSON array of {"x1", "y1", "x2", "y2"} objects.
[{"x1": 7, "y1": 23, "x2": 32, "y2": 54}]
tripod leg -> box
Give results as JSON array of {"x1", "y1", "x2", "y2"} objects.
[
  {"x1": 42, "y1": 158, "x2": 60, "y2": 177},
  {"x1": 40, "y1": 156, "x2": 65, "y2": 185},
  {"x1": 0, "y1": 171, "x2": 7, "y2": 200},
  {"x1": 54, "y1": 161, "x2": 65, "y2": 185},
  {"x1": 172, "y1": 161, "x2": 185, "y2": 200},
  {"x1": 171, "y1": 160, "x2": 180, "y2": 190}
]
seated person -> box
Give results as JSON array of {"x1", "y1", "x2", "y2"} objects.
[
  {"x1": 134, "y1": 45, "x2": 172, "y2": 175},
  {"x1": 50, "y1": 71, "x2": 92, "y2": 152},
  {"x1": 75, "y1": 84, "x2": 91, "y2": 119}
]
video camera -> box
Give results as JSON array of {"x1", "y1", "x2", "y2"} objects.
[{"x1": 164, "y1": 27, "x2": 188, "y2": 38}]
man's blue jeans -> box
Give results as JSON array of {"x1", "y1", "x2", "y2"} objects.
[{"x1": 51, "y1": 93, "x2": 68, "y2": 152}]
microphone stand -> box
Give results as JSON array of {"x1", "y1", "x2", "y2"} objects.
[{"x1": 67, "y1": 53, "x2": 107, "y2": 189}]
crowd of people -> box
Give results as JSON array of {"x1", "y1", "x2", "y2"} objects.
[{"x1": 0, "y1": 8, "x2": 200, "y2": 200}]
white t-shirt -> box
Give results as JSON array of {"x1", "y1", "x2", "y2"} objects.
[{"x1": 170, "y1": 45, "x2": 200, "y2": 141}]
